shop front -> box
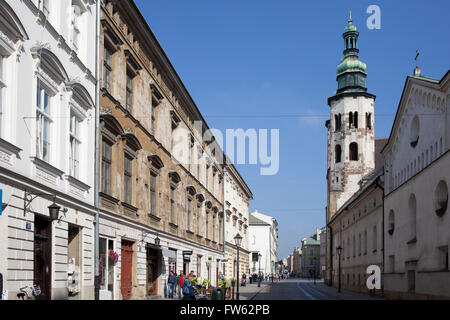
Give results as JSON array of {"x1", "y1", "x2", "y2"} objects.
[{"x1": 146, "y1": 244, "x2": 161, "y2": 297}]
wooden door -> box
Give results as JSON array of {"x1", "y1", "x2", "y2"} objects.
[
  {"x1": 34, "y1": 216, "x2": 52, "y2": 300},
  {"x1": 121, "y1": 240, "x2": 133, "y2": 300}
]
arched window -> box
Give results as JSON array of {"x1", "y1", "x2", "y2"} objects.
[
  {"x1": 408, "y1": 194, "x2": 417, "y2": 242},
  {"x1": 354, "y1": 112, "x2": 358, "y2": 128},
  {"x1": 349, "y1": 142, "x2": 358, "y2": 161},
  {"x1": 366, "y1": 113, "x2": 372, "y2": 129},
  {"x1": 388, "y1": 210, "x2": 395, "y2": 235},
  {"x1": 335, "y1": 145, "x2": 342, "y2": 163},
  {"x1": 410, "y1": 116, "x2": 420, "y2": 148},
  {"x1": 349, "y1": 112, "x2": 353, "y2": 128},
  {"x1": 435, "y1": 181, "x2": 448, "y2": 217}
]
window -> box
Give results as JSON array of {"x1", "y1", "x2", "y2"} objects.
[
  {"x1": 358, "y1": 233, "x2": 361, "y2": 256},
  {"x1": 124, "y1": 154, "x2": 133, "y2": 204},
  {"x1": 205, "y1": 211, "x2": 209, "y2": 239},
  {"x1": 364, "y1": 230, "x2": 367, "y2": 255},
  {"x1": 36, "y1": 83, "x2": 52, "y2": 162},
  {"x1": 40, "y1": 0, "x2": 50, "y2": 18},
  {"x1": 187, "y1": 197, "x2": 192, "y2": 231},
  {"x1": 335, "y1": 145, "x2": 342, "y2": 163},
  {"x1": 126, "y1": 71, "x2": 133, "y2": 111},
  {"x1": 439, "y1": 246, "x2": 449, "y2": 271},
  {"x1": 349, "y1": 142, "x2": 358, "y2": 161},
  {"x1": 170, "y1": 187, "x2": 175, "y2": 223},
  {"x1": 69, "y1": 111, "x2": 81, "y2": 178},
  {"x1": 212, "y1": 215, "x2": 216, "y2": 241},
  {"x1": 408, "y1": 194, "x2": 417, "y2": 242},
  {"x1": 219, "y1": 218, "x2": 222, "y2": 243},
  {"x1": 353, "y1": 234, "x2": 356, "y2": 257},
  {"x1": 435, "y1": 180, "x2": 448, "y2": 217},
  {"x1": 349, "y1": 112, "x2": 353, "y2": 128},
  {"x1": 150, "y1": 85, "x2": 162, "y2": 135},
  {"x1": 151, "y1": 96, "x2": 157, "y2": 135},
  {"x1": 334, "y1": 114, "x2": 342, "y2": 131},
  {"x1": 101, "y1": 140, "x2": 112, "y2": 194},
  {"x1": 373, "y1": 225, "x2": 377, "y2": 251},
  {"x1": 71, "y1": 4, "x2": 82, "y2": 52},
  {"x1": 353, "y1": 112, "x2": 358, "y2": 128},
  {"x1": 103, "y1": 46, "x2": 112, "y2": 92},
  {"x1": 149, "y1": 173, "x2": 157, "y2": 216},
  {"x1": 366, "y1": 112, "x2": 372, "y2": 130},
  {"x1": 388, "y1": 210, "x2": 395, "y2": 235},
  {"x1": 196, "y1": 204, "x2": 201, "y2": 235}
]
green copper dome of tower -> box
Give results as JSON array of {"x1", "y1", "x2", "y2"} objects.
[{"x1": 329, "y1": 12, "x2": 375, "y2": 103}]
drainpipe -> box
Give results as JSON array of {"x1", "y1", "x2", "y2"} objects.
[
  {"x1": 94, "y1": 0, "x2": 101, "y2": 301},
  {"x1": 375, "y1": 174, "x2": 385, "y2": 297}
]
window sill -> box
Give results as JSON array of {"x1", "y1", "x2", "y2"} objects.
[
  {"x1": 65, "y1": 175, "x2": 91, "y2": 192},
  {"x1": 0, "y1": 138, "x2": 22, "y2": 156},
  {"x1": 31, "y1": 156, "x2": 64, "y2": 178},
  {"x1": 169, "y1": 222, "x2": 178, "y2": 229},
  {"x1": 407, "y1": 238, "x2": 417, "y2": 245},
  {"x1": 148, "y1": 213, "x2": 161, "y2": 222},
  {"x1": 99, "y1": 192, "x2": 120, "y2": 204},
  {"x1": 121, "y1": 202, "x2": 138, "y2": 212}
]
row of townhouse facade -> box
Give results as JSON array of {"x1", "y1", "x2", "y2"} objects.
[
  {"x1": 0, "y1": 0, "x2": 253, "y2": 300},
  {"x1": 326, "y1": 17, "x2": 450, "y2": 299}
]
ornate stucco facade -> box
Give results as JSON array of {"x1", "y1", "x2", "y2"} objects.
[{"x1": 97, "y1": 0, "x2": 228, "y2": 300}]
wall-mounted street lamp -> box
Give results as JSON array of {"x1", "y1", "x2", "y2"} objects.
[
  {"x1": 234, "y1": 233, "x2": 242, "y2": 300},
  {"x1": 24, "y1": 190, "x2": 65, "y2": 222},
  {"x1": 336, "y1": 246, "x2": 343, "y2": 293},
  {"x1": 154, "y1": 234, "x2": 161, "y2": 246},
  {"x1": 258, "y1": 253, "x2": 262, "y2": 288}
]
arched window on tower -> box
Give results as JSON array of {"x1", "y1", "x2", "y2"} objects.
[
  {"x1": 349, "y1": 142, "x2": 358, "y2": 161},
  {"x1": 366, "y1": 113, "x2": 372, "y2": 130},
  {"x1": 349, "y1": 112, "x2": 353, "y2": 128},
  {"x1": 354, "y1": 112, "x2": 358, "y2": 128},
  {"x1": 335, "y1": 145, "x2": 342, "y2": 163}
]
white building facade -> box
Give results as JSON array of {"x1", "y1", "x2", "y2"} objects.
[
  {"x1": 224, "y1": 164, "x2": 253, "y2": 280},
  {"x1": 248, "y1": 210, "x2": 278, "y2": 275},
  {"x1": 382, "y1": 69, "x2": 450, "y2": 299},
  {"x1": 0, "y1": 0, "x2": 97, "y2": 300}
]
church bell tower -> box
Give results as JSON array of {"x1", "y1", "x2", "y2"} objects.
[{"x1": 326, "y1": 14, "x2": 376, "y2": 223}]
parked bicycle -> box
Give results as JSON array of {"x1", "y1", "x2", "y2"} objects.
[{"x1": 16, "y1": 285, "x2": 41, "y2": 300}]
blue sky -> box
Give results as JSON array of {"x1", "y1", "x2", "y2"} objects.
[{"x1": 134, "y1": 0, "x2": 450, "y2": 259}]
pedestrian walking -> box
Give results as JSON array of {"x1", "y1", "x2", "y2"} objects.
[
  {"x1": 167, "y1": 271, "x2": 176, "y2": 298},
  {"x1": 177, "y1": 272, "x2": 184, "y2": 299}
]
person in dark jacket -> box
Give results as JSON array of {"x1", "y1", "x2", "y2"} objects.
[{"x1": 167, "y1": 271, "x2": 176, "y2": 298}]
